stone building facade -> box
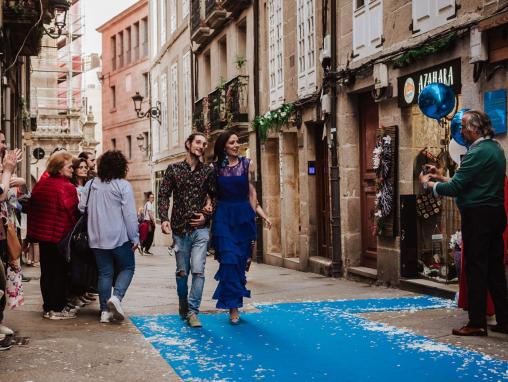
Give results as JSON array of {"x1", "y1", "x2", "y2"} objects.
[
  {"x1": 98, "y1": 0, "x2": 151, "y2": 208},
  {"x1": 333, "y1": 0, "x2": 508, "y2": 288}
]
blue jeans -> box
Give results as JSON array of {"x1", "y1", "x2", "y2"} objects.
[
  {"x1": 93, "y1": 242, "x2": 136, "y2": 312},
  {"x1": 173, "y1": 228, "x2": 209, "y2": 316}
]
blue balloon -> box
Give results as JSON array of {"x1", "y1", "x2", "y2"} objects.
[
  {"x1": 418, "y1": 83, "x2": 456, "y2": 120},
  {"x1": 450, "y1": 108, "x2": 470, "y2": 147}
]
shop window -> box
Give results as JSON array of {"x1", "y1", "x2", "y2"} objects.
[
  {"x1": 352, "y1": 0, "x2": 383, "y2": 60},
  {"x1": 411, "y1": 0, "x2": 456, "y2": 36},
  {"x1": 297, "y1": 0, "x2": 316, "y2": 97}
]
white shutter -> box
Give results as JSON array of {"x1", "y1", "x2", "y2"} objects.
[
  {"x1": 150, "y1": 0, "x2": 158, "y2": 58},
  {"x1": 160, "y1": 73, "x2": 168, "y2": 150},
  {"x1": 182, "y1": 0, "x2": 189, "y2": 18},
  {"x1": 352, "y1": 0, "x2": 383, "y2": 60},
  {"x1": 297, "y1": 0, "x2": 316, "y2": 97},
  {"x1": 160, "y1": 0, "x2": 166, "y2": 46},
  {"x1": 151, "y1": 81, "x2": 160, "y2": 154},
  {"x1": 183, "y1": 52, "x2": 192, "y2": 139},
  {"x1": 171, "y1": 63, "x2": 179, "y2": 147},
  {"x1": 170, "y1": 0, "x2": 177, "y2": 34},
  {"x1": 268, "y1": 0, "x2": 284, "y2": 109},
  {"x1": 412, "y1": 0, "x2": 455, "y2": 36}
]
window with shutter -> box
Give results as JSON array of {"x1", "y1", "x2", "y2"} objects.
[
  {"x1": 412, "y1": 0, "x2": 455, "y2": 35},
  {"x1": 160, "y1": 73, "x2": 169, "y2": 150},
  {"x1": 297, "y1": 0, "x2": 316, "y2": 97},
  {"x1": 183, "y1": 52, "x2": 192, "y2": 140},
  {"x1": 170, "y1": 0, "x2": 177, "y2": 34},
  {"x1": 171, "y1": 63, "x2": 179, "y2": 147},
  {"x1": 352, "y1": 0, "x2": 383, "y2": 60},
  {"x1": 150, "y1": 0, "x2": 158, "y2": 58},
  {"x1": 268, "y1": 0, "x2": 284, "y2": 109},
  {"x1": 152, "y1": 81, "x2": 160, "y2": 154},
  {"x1": 160, "y1": 0, "x2": 167, "y2": 46}
]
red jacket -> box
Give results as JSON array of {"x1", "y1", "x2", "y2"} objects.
[{"x1": 27, "y1": 174, "x2": 79, "y2": 244}]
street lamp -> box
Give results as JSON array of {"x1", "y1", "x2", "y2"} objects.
[
  {"x1": 43, "y1": 0, "x2": 70, "y2": 39},
  {"x1": 131, "y1": 92, "x2": 161, "y2": 124}
]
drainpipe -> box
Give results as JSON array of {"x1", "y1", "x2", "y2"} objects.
[
  {"x1": 253, "y1": 0, "x2": 264, "y2": 264},
  {"x1": 329, "y1": 0, "x2": 342, "y2": 277}
]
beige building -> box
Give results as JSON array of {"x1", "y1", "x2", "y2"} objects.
[{"x1": 149, "y1": 0, "x2": 193, "y2": 245}]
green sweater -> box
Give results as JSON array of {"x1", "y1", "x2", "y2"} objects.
[{"x1": 436, "y1": 139, "x2": 506, "y2": 210}]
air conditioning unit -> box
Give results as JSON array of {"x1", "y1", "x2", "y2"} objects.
[
  {"x1": 373, "y1": 63, "x2": 388, "y2": 89},
  {"x1": 470, "y1": 26, "x2": 488, "y2": 63}
]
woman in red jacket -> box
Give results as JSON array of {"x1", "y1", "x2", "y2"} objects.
[{"x1": 27, "y1": 152, "x2": 79, "y2": 320}]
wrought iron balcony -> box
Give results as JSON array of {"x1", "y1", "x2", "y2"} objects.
[
  {"x1": 208, "y1": 87, "x2": 227, "y2": 132},
  {"x1": 205, "y1": 0, "x2": 228, "y2": 29},
  {"x1": 191, "y1": 0, "x2": 212, "y2": 44},
  {"x1": 193, "y1": 97, "x2": 206, "y2": 133},
  {"x1": 3, "y1": 0, "x2": 44, "y2": 56},
  {"x1": 224, "y1": 75, "x2": 249, "y2": 124},
  {"x1": 221, "y1": 0, "x2": 251, "y2": 13}
]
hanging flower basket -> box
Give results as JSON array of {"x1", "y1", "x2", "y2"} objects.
[{"x1": 252, "y1": 103, "x2": 294, "y2": 141}]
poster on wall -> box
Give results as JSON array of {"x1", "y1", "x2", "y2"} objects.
[{"x1": 484, "y1": 89, "x2": 507, "y2": 135}]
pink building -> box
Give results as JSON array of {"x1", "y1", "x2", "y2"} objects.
[{"x1": 97, "y1": 0, "x2": 151, "y2": 208}]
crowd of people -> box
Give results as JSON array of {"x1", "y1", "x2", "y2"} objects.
[{"x1": 2, "y1": 110, "x2": 508, "y2": 354}]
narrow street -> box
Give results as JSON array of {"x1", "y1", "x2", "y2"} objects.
[{"x1": 1, "y1": 246, "x2": 507, "y2": 381}]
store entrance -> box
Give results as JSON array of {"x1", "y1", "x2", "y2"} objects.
[
  {"x1": 314, "y1": 125, "x2": 332, "y2": 259},
  {"x1": 359, "y1": 93, "x2": 379, "y2": 268}
]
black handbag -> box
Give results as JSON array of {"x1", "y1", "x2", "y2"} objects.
[{"x1": 58, "y1": 179, "x2": 95, "y2": 262}]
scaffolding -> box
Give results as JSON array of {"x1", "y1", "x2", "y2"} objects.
[{"x1": 30, "y1": 0, "x2": 85, "y2": 120}]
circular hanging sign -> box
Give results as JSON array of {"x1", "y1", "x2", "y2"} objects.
[
  {"x1": 403, "y1": 77, "x2": 416, "y2": 104},
  {"x1": 33, "y1": 147, "x2": 45, "y2": 160}
]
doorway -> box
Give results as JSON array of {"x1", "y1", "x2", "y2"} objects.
[{"x1": 359, "y1": 93, "x2": 379, "y2": 268}]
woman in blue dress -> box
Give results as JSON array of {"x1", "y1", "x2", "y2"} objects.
[{"x1": 211, "y1": 131, "x2": 271, "y2": 324}]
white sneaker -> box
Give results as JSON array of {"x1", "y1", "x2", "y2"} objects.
[
  {"x1": 100, "y1": 311, "x2": 113, "y2": 323},
  {"x1": 107, "y1": 295, "x2": 125, "y2": 321},
  {"x1": 47, "y1": 309, "x2": 77, "y2": 320},
  {"x1": 0, "y1": 325, "x2": 13, "y2": 336}
]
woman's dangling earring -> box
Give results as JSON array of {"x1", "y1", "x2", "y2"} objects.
[{"x1": 221, "y1": 150, "x2": 229, "y2": 168}]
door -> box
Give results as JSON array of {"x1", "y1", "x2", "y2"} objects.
[
  {"x1": 359, "y1": 93, "x2": 378, "y2": 268},
  {"x1": 314, "y1": 125, "x2": 332, "y2": 258}
]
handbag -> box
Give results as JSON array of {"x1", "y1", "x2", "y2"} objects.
[
  {"x1": 58, "y1": 179, "x2": 94, "y2": 263},
  {"x1": 6, "y1": 223, "x2": 21, "y2": 266},
  {"x1": 6, "y1": 263, "x2": 24, "y2": 309}
]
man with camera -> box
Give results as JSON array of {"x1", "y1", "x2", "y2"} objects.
[
  {"x1": 420, "y1": 110, "x2": 508, "y2": 336},
  {"x1": 158, "y1": 133, "x2": 216, "y2": 328}
]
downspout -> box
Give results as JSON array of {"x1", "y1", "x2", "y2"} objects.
[
  {"x1": 329, "y1": 0, "x2": 342, "y2": 276},
  {"x1": 254, "y1": 0, "x2": 264, "y2": 264}
]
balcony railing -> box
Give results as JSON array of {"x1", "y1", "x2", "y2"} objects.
[
  {"x1": 221, "y1": 0, "x2": 251, "y2": 13},
  {"x1": 193, "y1": 97, "x2": 206, "y2": 133},
  {"x1": 205, "y1": 0, "x2": 228, "y2": 29},
  {"x1": 191, "y1": 0, "x2": 202, "y2": 35},
  {"x1": 193, "y1": 75, "x2": 249, "y2": 134}
]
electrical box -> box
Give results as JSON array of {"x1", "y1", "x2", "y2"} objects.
[
  {"x1": 321, "y1": 93, "x2": 331, "y2": 114},
  {"x1": 470, "y1": 26, "x2": 488, "y2": 63},
  {"x1": 373, "y1": 63, "x2": 388, "y2": 89}
]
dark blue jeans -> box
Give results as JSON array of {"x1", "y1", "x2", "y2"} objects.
[{"x1": 93, "y1": 242, "x2": 135, "y2": 312}]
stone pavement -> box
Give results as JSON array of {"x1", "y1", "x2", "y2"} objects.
[{"x1": 1, "y1": 246, "x2": 507, "y2": 381}]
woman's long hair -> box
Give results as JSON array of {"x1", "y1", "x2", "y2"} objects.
[
  {"x1": 71, "y1": 157, "x2": 89, "y2": 186},
  {"x1": 213, "y1": 130, "x2": 238, "y2": 167},
  {"x1": 97, "y1": 150, "x2": 128, "y2": 182}
]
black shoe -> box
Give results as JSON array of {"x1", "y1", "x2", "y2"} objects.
[
  {"x1": 179, "y1": 299, "x2": 189, "y2": 320},
  {"x1": 0, "y1": 335, "x2": 13, "y2": 351},
  {"x1": 489, "y1": 323, "x2": 508, "y2": 334}
]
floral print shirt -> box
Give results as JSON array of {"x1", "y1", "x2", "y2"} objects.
[{"x1": 158, "y1": 160, "x2": 216, "y2": 235}]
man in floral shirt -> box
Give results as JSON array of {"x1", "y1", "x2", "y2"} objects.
[{"x1": 158, "y1": 133, "x2": 216, "y2": 328}]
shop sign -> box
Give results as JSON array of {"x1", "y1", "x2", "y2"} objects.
[{"x1": 397, "y1": 58, "x2": 461, "y2": 107}]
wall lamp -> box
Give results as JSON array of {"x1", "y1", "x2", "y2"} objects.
[
  {"x1": 42, "y1": 0, "x2": 70, "y2": 39},
  {"x1": 131, "y1": 92, "x2": 161, "y2": 124}
]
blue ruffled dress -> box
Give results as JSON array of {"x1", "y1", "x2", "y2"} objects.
[{"x1": 212, "y1": 157, "x2": 256, "y2": 309}]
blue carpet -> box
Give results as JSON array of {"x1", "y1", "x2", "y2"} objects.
[{"x1": 131, "y1": 296, "x2": 508, "y2": 381}]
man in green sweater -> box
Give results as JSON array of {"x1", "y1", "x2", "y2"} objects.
[{"x1": 420, "y1": 110, "x2": 508, "y2": 336}]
